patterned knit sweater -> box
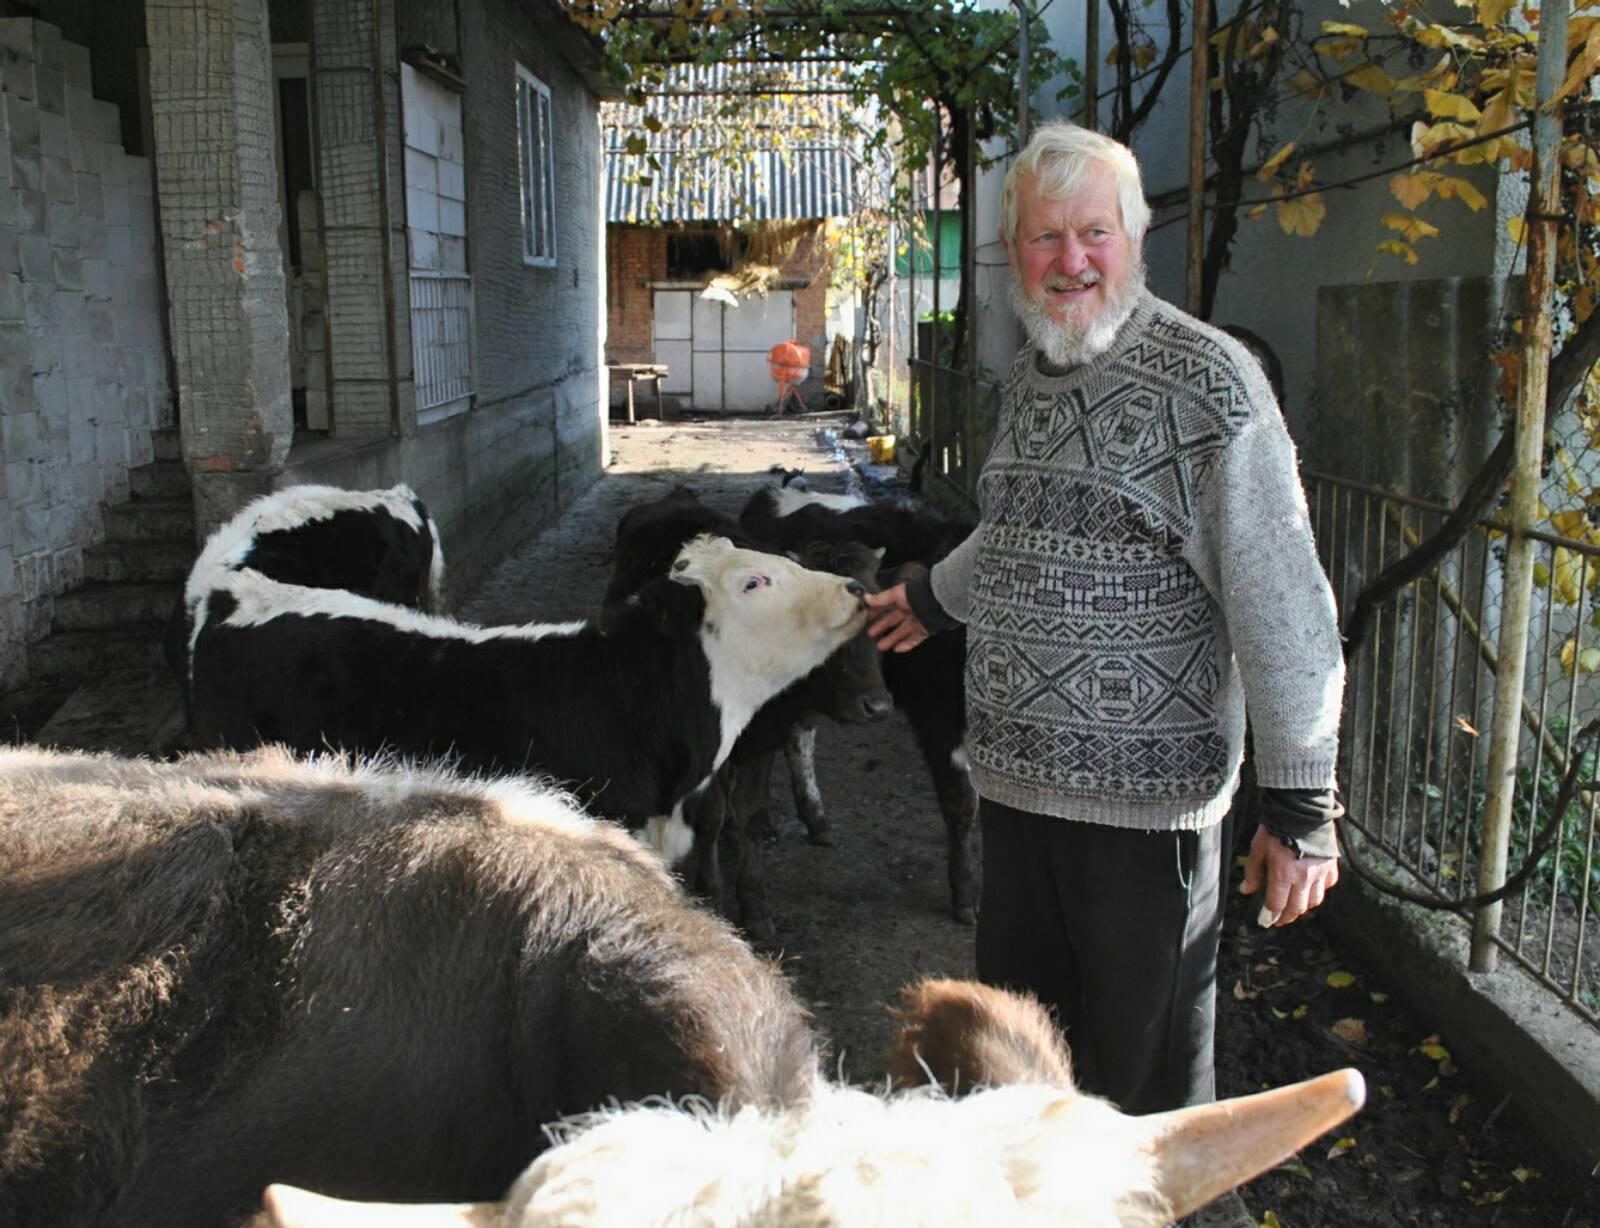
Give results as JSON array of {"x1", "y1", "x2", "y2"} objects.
[{"x1": 928, "y1": 290, "x2": 1344, "y2": 831}]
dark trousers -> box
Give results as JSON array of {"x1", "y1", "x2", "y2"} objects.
[{"x1": 974, "y1": 797, "x2": 1224, "y2": 1116}]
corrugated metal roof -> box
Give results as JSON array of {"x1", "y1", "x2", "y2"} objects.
[{"x1": 603, "y1": 62, "x2": 862, "y2": 223}]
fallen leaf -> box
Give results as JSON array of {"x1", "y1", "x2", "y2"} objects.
[
  {"x1": 1261, "y1": 1212, "x2": 1283, "y2": 1228},
  {"x1": 1234, "y1": 980, "x2": 1259, "y2": 1001},
  {"x1": 1278, "y1": 1160, "x2": 1314, "y2": 1179},
  {"x1": 1292, "y1": 1003, "x2": 1309, "y2": 1020},
  {"x1": 1370, "y1": 991, "x2": 1389, "y2": 1004},
  {"x1": 1506, "y1": 216, "x2": 1528, "y2": 245},
  {"x1": 1512, "y1": 1167, "x2": 1541, "y2": 1183},
  {"x1": 1272, "y1": 1006, "x2": 1290, "y2": 1020},
  {"x1": 1326, "y1": 970, "x2": 1358, "y2": 988},
  {"x1": 1327, "y1": 1136, "x2": 1358, "y2": 1160},
  {"x1": 1331, "y1": 1017, "x2": 1369, "y2": 1046},
  {"x1": 1449, "y1": 1092, "x2": 1470, "y2": 1123}
]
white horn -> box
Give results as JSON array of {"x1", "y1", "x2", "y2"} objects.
[
  {"x1": 1134, "y1": 1067, "x2": 1366, "y2": 1220},
  {"x1": 261, "y1": 1183, "x2": 502, "y2": 1228}
]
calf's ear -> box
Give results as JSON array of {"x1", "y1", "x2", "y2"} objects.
[{"x1": 634, "y1": 575, "x2": 705, "y2": 638}]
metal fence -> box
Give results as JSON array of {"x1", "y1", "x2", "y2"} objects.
[
  {"x1": 409, "y1": 271, "x2": 476, "y2": 417},
  {"x1": 902, "y1": 357, "x2": 997, "y2": 506},
  {"x1": 1308, "y1": 470, "x2": 1599, "y2": 1028}
]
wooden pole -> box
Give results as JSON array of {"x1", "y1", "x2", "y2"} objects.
[
  {"x1": 1471, "y1": 0, "x2": 1570, "y2": 973},
  {"x1": 1185, "y1": 0, "x2": 1209, "y2": 315},
  {"x1": 1084, "y1": 0, "x2": 1099, "y2": 130}
]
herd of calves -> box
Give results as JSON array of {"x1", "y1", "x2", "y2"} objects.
[{"x1": 0, "y1": 476, "x2": 1364, "y2": 1227}]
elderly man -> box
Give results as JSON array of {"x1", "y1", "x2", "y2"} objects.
[{"x1": 867, "y1": 120, "x2": 1346, "y2": 1128}]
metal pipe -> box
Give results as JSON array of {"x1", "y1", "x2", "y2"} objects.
[
  {"x1": 1185, "y1": 0, "x2": 1209, "y2": 314},
  {"x1": 1084, "y1": 0, "x2": 1099, "y2": 131},
  {"x1": 1471, "y1": 0, "x2": 1570, "y2": 972}
]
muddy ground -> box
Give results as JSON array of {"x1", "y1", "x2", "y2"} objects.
[{"x1": 474, "y1": 412, "x2": 1598, "y2": 1226}]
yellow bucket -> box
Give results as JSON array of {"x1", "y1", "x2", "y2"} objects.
[{"x1": 867, "y1": 434, "x2": 896, "y2": 464}]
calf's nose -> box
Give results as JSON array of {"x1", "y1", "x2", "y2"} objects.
[{"x1": 860, "y1": 693, "x2": 894, "y2": 721}]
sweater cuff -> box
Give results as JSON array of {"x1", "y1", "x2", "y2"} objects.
[
  {"x1": 897, "y1": 564, "x2": 961, "y2": 633},
  {"x1": 1259, "y1": 787, "x2": 1342, "y2": 859}
]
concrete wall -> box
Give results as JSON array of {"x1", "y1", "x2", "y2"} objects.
[
  {"x1": 0, "y1": 18, "x2": 169, "y2": 689},
  {"x1": 280, "y1": 0, "x2": 606, "y2": 599}
]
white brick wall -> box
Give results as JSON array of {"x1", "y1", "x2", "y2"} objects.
[{"x1": 0, "y1": 18, "x2": 172, "y2": 689}]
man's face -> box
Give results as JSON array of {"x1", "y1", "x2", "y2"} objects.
[{"x1": 1004, "y1": 163, "x2": 1134, "y2": 334}]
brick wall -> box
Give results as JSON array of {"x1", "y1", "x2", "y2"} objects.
[
  {"x1": 604, "y1": 222, "x2": 832, "y2": 383},
  {"x1": 0, "y1": 19, "x2": 171, "y2": 690}
]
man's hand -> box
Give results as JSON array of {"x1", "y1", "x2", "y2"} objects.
[
  {"x1": 865, "y1": 583, "x2": 930, "y2": 653},
  {"x1": 1239, "y1": 823, "x2": 1339, "y2": 927}
]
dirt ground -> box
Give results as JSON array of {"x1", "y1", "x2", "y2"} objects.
[{"x1": 475, "y1": 411, "x2": 1597, "y2": 1227}]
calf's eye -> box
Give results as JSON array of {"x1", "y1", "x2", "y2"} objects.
[{"x1": 742, "y1": 575, "x2": 770, "y2": 592}]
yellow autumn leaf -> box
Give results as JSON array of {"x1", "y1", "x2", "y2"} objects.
[
  {"x1": 1258, "y1": 141, "x2": 1297, "y2": 181},
  {"x1": 1382, "y1": 212, "x2": 1441, "y2": 243},
  {"x1": 1420, "y1": 1041, "x2": 1452, "y2": 1062},
  {"x1": 1414, "y1": 22, "x2": 1484, "y2": 50},
  {"x1": 1377, "y1": 238, "x2": 1421, "y2": 265},
  {"x1": 1434, "y1": 176, "x2": 1488, "y2": 211},
  {"x1": 1549, "y1": 508, "x2": 1590, "y2": 538},
  {"x1": 1321, "y1": 20, "x2": 1370, "y2": 37},
  {"x1": 1559, "y1": 638, "x2": 1600, "y2": 678},
  {"x1": 1277, "y1": 1161, "x2": 1313, "y2": 1179},
  {"x1": 1347, "y1": 64, "x2": 1397, "y2": 94},
  {"x1": 1415, "y1": 120, "x2": 1476, "y2": 158},
  {"x1": 1292, "y1": 1003, "x2": 1310, "y2": 1020},
  {"x1": 1320, "y1": 35, "x2": 1365, "y2": 61},
  {"x1": 1506, "y1": 216, "x2": 1528, "y2": 245},
  {"x1": 1390, "y1": 171, "x2": 1439, "y2": 209},
  {"x1": 1327, "y1": 970, "x2": 1358, "y2": 988},
  {"x1": 1247, "y1": 203, "x2": 1269, "y2": 221},
  {"x1": 1478, "y1": 0, "x2": 1516, "y2": 25},
  {"x1": 1328, "y1": 1136, "x2": 1358, "y2": 1159},
  {"x1": 1449, "y1": 1092, "x2": 1470, "y2": 1124},
  {"x1": 1426, "y1": 88, "x2": 1481, "y2": 121},
  {"x1": 1556, "y1": 25, "x2": 1600, "y2": 102},
  {"x1": 1278, "y1": 193, "x2": 1326, "y2": 236},
  {"x1": 1262, "y1": 1213, "x2": 1283, "y2": 1228},
  {"x1": 1552, "y1": 548, "x2": 1583, "y2": 604},
  {"x1": 1248, "y1": 27, "x2": 1280, "y2": 57},
  {"x1": 1370, "y1": 991, "x2": 1389, "y2": 1004},
  {"x1": 1286, "y1": 71, "x2": 1331, "y2": 100},
  {"x1": 1512, "y1": 1167, "x2": 1541, "y2": 1182}
]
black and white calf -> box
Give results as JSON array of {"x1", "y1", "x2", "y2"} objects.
[
  {"x1": 0, "y1": 745, "x2": 1363, "y2": 1228},
  {"x1": 168, "y1": 484, "x2": 446, "y2": 694},
  {"x1": 186, "y1": 534, "x2": 869, "y2": 853},
  {"x1": 740, "y1": 483, "x2": 980, "y2": 923},
  {"x1": 602, "y1": 488, "x2": 893, "y2": 933}
]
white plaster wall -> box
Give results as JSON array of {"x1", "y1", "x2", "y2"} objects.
[{"x1": 0, "y1": 19, "x2": 171, "y2": 689}]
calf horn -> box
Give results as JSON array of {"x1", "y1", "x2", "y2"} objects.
[
  {"x1": 1134, "y1": 1067, "x2": 1367, "y2": 1220},
  {"x1": 260, "y1": 1183, "x2": 501, "y2": 1228}
]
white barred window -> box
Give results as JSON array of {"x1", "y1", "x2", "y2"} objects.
[{"x1": 515, "y1": 64, "x2": 556, "y2": 267}]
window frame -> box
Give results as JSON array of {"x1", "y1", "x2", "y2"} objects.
[{"x1": 514, "y1": 63, "x2": 557, "y2": 268}]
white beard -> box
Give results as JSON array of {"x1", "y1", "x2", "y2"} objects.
[{"x1": 1009, "y1": 263, "x2": 1145, "y2": 370}]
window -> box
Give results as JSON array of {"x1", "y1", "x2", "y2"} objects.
[{"x1": 515, "y1": 64, "x2": 556, "y2": 267}]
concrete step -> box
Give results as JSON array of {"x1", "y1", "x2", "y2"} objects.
[
  {"x1": 27, "y1": 624, "x2": 167, "y2": 685},
  {"x1": 129, "y1": 460, "x2": 191, "y2": 502},
  {"x1": 84, "y1": 538, "x2": 195, "y2": 583},
  {"x1": 32, "y1": 664, "x2": 187, "y2": 758},
  {"x1": 152, "y1": 427, "x2": 182, "y2": 463},
  {"x1": 50, "y1": 580, "x2": 180, "y2": 632},
  {"x1": 104, "y1": 499, "x2": 195, "y2": 543}
]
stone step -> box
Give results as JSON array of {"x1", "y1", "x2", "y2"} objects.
[
  {"x1": 27, "y1": 624, "x2": 167, "y2": 685},
  {"x1": 32, "y1": 664, "x2": 187, "y2": 758},
  {"x1": 103, "y1": 498, "x2": 195, "y2": 543},
  {"x1": 50, "y1": 580, "x2": 180, "y2": 632},
  {"x1": 83, "y1": 538, "x2": 195, "y2": 583},
  {"x1": 152, "y1": 427, "x2": 182, "y2": 463},
  {"x1": 129, "y1": 460, "x2": 191, "y2": 502}
]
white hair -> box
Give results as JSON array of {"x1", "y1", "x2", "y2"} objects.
[{"x1": 1001, "y1": 121, "x2": 1151, "y2": 249}]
